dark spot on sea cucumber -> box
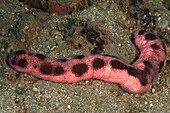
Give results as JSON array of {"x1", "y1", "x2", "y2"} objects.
[
  {"x1": 40, "y1": 62, "x2": 53, "y2": 75},
  {"x1": 36, "y1": 53, "x2": 46, "y2": 60},
  {"x1": 57, "y1": 59, "x2": 68, "y2": 62},
  {"x1": 144, "y1": 67, "x2": 150, "y2": 75},
  {"x1": 143, "y1": 61, "x2": 152, "y2": 68},
  {"x1": 28, "y1": 53, "x2": 34, "y2": 56},
  {"x1": 162, "y1": 41, "x2": 167, "y2": 55},
  {"x1": 54, "y1": 66, "x2": 64, "y2": 75},
  {"x1": 127, "y1": 67, "x2": 137, "y2": 77},
  {"x1": 151, "y1": 43, "x2": 160, "y2": 50},
  {"x1": 15, "y1": 50, "x2": 26, "y2": 56},
  {"x1": 33, "y1": 64, "x2": 38, "y2": 68},
  {"x1": 103, "y1": 55, "x2": 120, "y2": 59},
  {"x1": 140, "y1": 74, "x2": 148, "y2": 86},
  {"x1": 138, "y1": 30, "x2": 146, "y2": 35},
  {"x1": 158, "y1": 61, "x2": 164, "y2": 73},
  {"x1": 145, "y1": 33, "x2": 158, "y2": 40},
  {"x1": 137, "y1": 61, "x2": 152, "y2": 86},
  {"x1": 17, "y1": 58, "x2": 28, "y2": 68},
  {"x1": 141, "y1": 80, "x2": 147, "y2": 86},
  {"x1": 137, "y1": 70, "x2": 148, "y2": 86},
  {"x1": 12, "y1": 59, "x2": 16, "y2": 65},
  {"x1": 110, "y1": 60, "x2": 127, "y2": 69},
  {"x1": 73, "y1": 55, "x2": 85, "y2": 59},
  {"x1": 92, "y1": 58, "x2": 105, "y2": 69},
  {"x1": 71, "y1": 63, "x2": 88, "y2": 76}
]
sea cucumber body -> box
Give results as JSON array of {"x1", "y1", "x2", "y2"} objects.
[{"x1": 7, "y1": 30, "x2": 167, "y2": 93}]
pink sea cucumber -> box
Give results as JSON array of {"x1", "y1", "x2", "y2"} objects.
[{"x1": 7, "y1": 30, "x2": 167, "y2": 93}]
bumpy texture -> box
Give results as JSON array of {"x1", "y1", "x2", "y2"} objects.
[{"x1": 7, "y1": 30, "x2": 167, "y2": 93}]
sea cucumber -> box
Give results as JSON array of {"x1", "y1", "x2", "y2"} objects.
[{"x1": 7, "y1": 30, "x2": 167, "y2": 93}]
